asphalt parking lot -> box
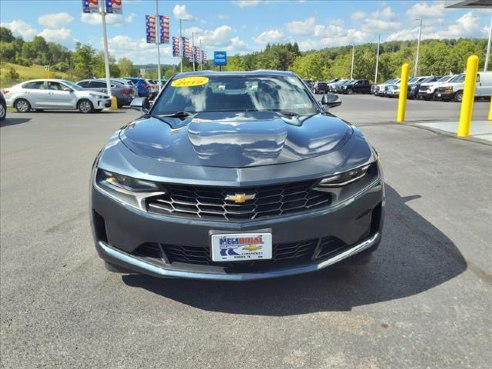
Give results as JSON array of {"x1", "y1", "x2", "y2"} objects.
[{"x1": 1, "y1": 96, "x2": 491, "y2": 369}]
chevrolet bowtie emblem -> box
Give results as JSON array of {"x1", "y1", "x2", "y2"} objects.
[{"x1": 225, "y1": 193, "x2": 256, "y2": 204}]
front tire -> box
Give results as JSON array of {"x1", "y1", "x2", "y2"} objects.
[
  {"x1": 14, "y1": 98, "x2": 31, "y2": 113},
  {"x1": 454, "y1": 91, "x2": 463, "y2": 102},
  {"x1": 0, "y1": 101, "x2": 6, "y2": 121},
  {"x1": 347, "y1": 88, "x2": 353, "y2": 95},
  {"x1": 78, "y1": 99, "x2": 94, "y2": 113}
]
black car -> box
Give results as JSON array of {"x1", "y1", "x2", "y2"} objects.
[
  {"x1": 341, "y1": 79, "x2": 371, "y2": 94},
  {"x1": 0, "y1": 91, "x2": 6, "y2": 121},
  {"x1": 90, "y1": 71, "x2": 384, "y2": 281},
  {"x1": 312, "y1": 81, "x2": 330, "y2": 94}
]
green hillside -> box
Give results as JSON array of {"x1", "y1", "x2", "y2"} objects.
[{"x1": 0, "y1": 62, "x2": 71, "y2": 87}]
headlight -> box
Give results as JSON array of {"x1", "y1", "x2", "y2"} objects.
[
  {"x1": 316, "y1": 163, "x2": 372, "y2": 188},
  {"x1": 95, "y1": 170, "x2": 165, "y2": 210}
]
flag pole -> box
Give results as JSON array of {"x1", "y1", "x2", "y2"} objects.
[
  {"x1": 155, "y1": 0, "x2": 162, "y2": 91},
  {"x1": 199, "y1": 39, "x2": 203, "y2": 71},
  {"x1": 100, "y1": 0, "x2": 112, "y2": 98}
]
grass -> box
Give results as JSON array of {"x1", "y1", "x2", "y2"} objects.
[{"x1": 0, "y1": 62, "x2": 71, "y2": 88}]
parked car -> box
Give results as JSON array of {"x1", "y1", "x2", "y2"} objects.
[
  {"x1": 3, "y1": 79, "x2": 111, "y2": 113},
  {"x1": 329, "y1": 79, "x2": 349, "y2": 93},
  {"x1": 0, "y1": 91, "x2": 6, "y2": 121},
  {"x1": 90, "y1": 71, "x2": 384, "y2": 280},
  {"x1": 326, "y1": 78, "x2": 342, "y2": 92},
  {"x1": 435, "y1": 71, "x2": 492, "y2": 102},
  {"x1": 385, "y1": 76, "x2": 430, "y2": 98},
  {"x1": 377, "y1": 79, "x2": 400, "y2": 96},
  {"x1": 408, "y1": 76, "x2": 440, "y2": 99},
  {"x1": 123, "y1": 78, "x2": 150, "y2": 98},
  {"x1": 77, "y1": 79, "x2": 137, "y2": 108},
  {"x1": 341, "y1": 79, "x2": 371, "y2": 94},
  {"x1": 312, "y1": 81, "x2": 330, "y2": 94},
  {"x1": 417, "y1": 75, "x2": 456, "y2": 100},
  {"x1": 334, "y1": 80, "x2": 354, "y2": 94}
]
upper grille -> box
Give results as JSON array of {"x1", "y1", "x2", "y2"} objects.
[{"x1": 147, "y1": 180, "x2": 332, "y2": 221}]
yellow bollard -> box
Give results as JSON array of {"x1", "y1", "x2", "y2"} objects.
[
  {"x1": 110, "y1": 96, "x2": 118, "y2": 110},
  {"x1": 457, "y1": 55, "x2": 479, "y2": 137},
  {"x1": 396, "y1": 63, "x2": 409, "y2": 123},
  {"x1": 489, "y1": 95, "x2": 491, "y2": 121}
]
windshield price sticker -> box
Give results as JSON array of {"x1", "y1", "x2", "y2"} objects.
[{"x1": 171, "y1": 77, "x2": 209, "y2": 88}]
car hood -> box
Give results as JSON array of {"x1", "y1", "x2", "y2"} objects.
[
  {"x1": 119, "y1": 111, "x2": 353, "y2": 168},
  {"x1": 79, "y1": 91, "x2": 108, "y2": 98}
]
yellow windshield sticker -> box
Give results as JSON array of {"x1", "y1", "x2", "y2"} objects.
[{"x1": 171, "y1": 77, "x2": 209, "y2": 88}]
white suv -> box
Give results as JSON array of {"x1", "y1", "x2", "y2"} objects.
[
  {"x1": 417, "y1": 75, "x2": 457, "y2": 100},
  {"x1": 3, "y1": 79, "x2": 111, "y2": 113}
]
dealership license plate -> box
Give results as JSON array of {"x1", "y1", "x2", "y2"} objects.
[{"x1": 211, "y1": 232, "x2": 272, "y2": 262}]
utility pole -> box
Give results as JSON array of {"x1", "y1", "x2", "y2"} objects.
[
  {"x1": 350, "y1": 45, "x2": 355, "y2": 79},
  {"x1": 374, "y1": 34, "x2": 380, "y2": 84},
  {"x1": 414, "y1": 18, "x2": 423, "y2": 77},
  {"x1": 155, "y1": 0, "x2": 162, "y2": 90},
  {"x1": 99, "y1": 1, "x2": 112, "y2": 97},
  {"x1": 179, "y1": 19, "x2": 183, "y2": 72},
  {"x1": 485, "y1": 16, "x2": 492, "y2": 72},
  {"x1": 192, "y1": 32, "x2": 196, "y2": 72},
  {"x1": 199, "y1": 39, "x2": 203, "y2": 71}
]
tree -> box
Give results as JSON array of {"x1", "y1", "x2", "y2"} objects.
[
  {"x1": 0, "y1": 27, "x2": 15, "y2": 43},
  {"x1": 72, "y1": 42, "x2": 96, "y2": 79},
  {"x1": 118, "y1": 57, "x2": 134, "y2": 77}
]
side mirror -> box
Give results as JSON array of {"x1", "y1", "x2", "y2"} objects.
[
  {"x1": 130, "y1": 97, "x2": 150, "y2": 113},
  {"x1": 321, "y1": 93, "x2": 342, "y2": 109}
]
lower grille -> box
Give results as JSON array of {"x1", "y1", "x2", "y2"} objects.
[
  {"x1": 132, "y1": 237, "x2": 348, "y2": 271},
  {"x1": 147, "y1": 180, "x2": 332, "y2": 221}
]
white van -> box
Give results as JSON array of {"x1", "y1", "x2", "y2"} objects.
[{"x1": 435, "y1": 71, "x2": 492, "y2": 102}]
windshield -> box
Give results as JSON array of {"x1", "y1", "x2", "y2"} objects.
[
  {"x1": 62, "y1": 80, "x2": 84, "y2": 91},
  {"x1": 451, "y1": 74, "x2": 465, "y2": 83},
  {"x1": 153, "y1": 74, "x2": 318, "y2": 116},
  {"x1": 437, "y1": 75, "x2": 452, "y2": 82}
]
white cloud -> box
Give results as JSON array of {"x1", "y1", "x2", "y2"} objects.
[
  {"x1": 254, "y1": 29, "x2": 284, "y2": 44},
  {"x1": 387, "y1": 11, "x2": 483, "y2": 41},
  {"x1": 287, "y1": 17, "x2": 315, "y2": 35},
  {"x1": 38, "y1": 12, "x2": 74, "y2": 29},
  {"x1": 173, "y1": 4, "x2": 194, "y2": 20},
  {"x1": 185, "y1": 25, "x2": 233, "y2": 47},
  {"x1": 0, "y1": 20, "x2": 37, "y2": 40},
  {"x1": 361, "y1": 6, "x2": 401, "y2": 32},
  {"x1": 107, "y1": 35, "x2": 172, "y2": 64},
  {"x1": 237, "y1": 0, "x2": 261, "y2": 7},
  {"x1": 352, "y1": 11, "x2": 366, "y2": 21},
  {"x1": 38, "y1": 27, "x2": 71, "y2": 42},
  {"x1": 407, "y1": 2, "x2": 446, "y2": 19},
  {"x1": 80, "y1": 12, "x2": 135, "y2": 25}
]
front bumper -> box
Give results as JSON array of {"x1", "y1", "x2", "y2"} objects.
[
  {"x1": 434, "y1": 91, "x2": 454, "y2": 101},
  {"x1": 91, "y1": 173, "x2": 384, "y2": 280}
]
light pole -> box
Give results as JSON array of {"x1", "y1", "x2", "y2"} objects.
[
  {"x1": 155, "y1": 0, "x2": 162, "y2": 90},
  {"x1": 99, "y1": 1, "x2": 112, "y2": 98},
  {"x1": 350, "y1": 45, "x2": 355, "y2": 79},
  {"x1": 414, "y1": 18, "x2": 423, "y2": 77},
  {"x1": 484, "y1": 16, "x2": 492, "y2": 72},
  {"x1": 374, "y1": 34, "x2": 380, "y2": 84}
]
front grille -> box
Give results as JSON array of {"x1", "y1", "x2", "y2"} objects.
[
  {"x1": 132, "y1": 237, "x2": 348, "y2": 271},
  {"x1": 147, "y1": 180, "x2": 332, "y2": 221}
]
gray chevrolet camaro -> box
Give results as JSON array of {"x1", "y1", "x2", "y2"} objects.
[{"x1": 90, "y1": 71, "x2": 384, "y2": 281}]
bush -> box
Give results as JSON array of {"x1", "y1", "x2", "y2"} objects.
[{"x1": 7, "y1": 67, "x2": 19, "y2": 80}]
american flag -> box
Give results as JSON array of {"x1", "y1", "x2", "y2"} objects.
[
  {"x1": 82, "y1": 0, "x2": 99, "y2": 13},
  {"x1": 145, "y1": 15, "x2": 156, "y2": 43},
  {"x1": 182, "y1": 37, "x2": 193, "y2": 62},
  {"x1": 172, "y1": 37, "x2": 180, "y2": 57},
  {"x1": 160, "y1": 16, "x2": 170, "y2": 44}
]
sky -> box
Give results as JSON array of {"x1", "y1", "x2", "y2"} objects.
[{"x1": 0, "y1": 0, "x2": 491, "y2": 65}]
